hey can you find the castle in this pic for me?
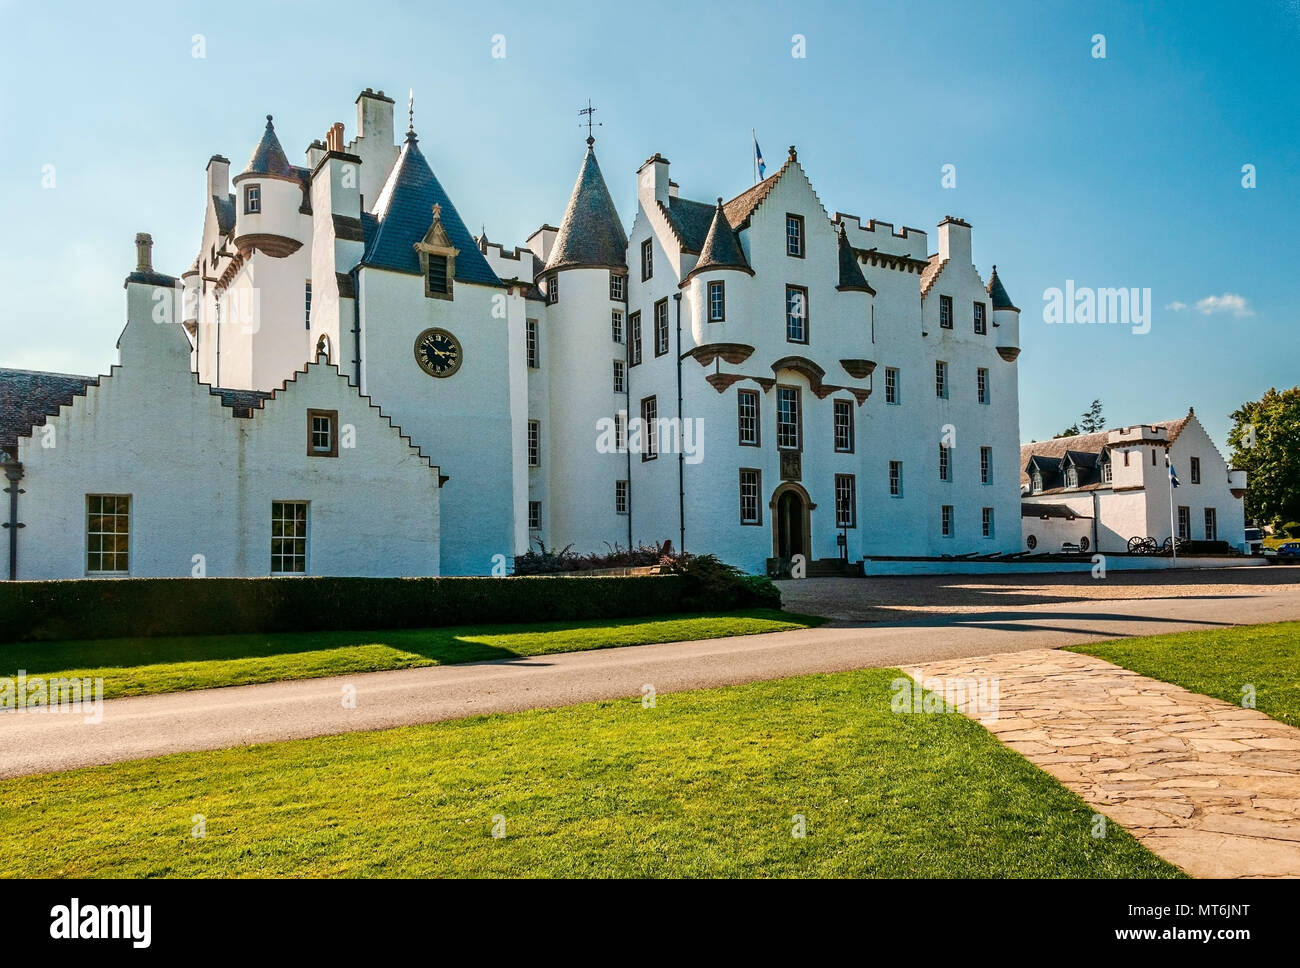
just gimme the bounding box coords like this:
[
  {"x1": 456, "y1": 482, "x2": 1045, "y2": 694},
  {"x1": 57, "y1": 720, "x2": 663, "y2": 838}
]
[{"x1": 1, "y1": 88, "x2": 1024, "y2": 579}]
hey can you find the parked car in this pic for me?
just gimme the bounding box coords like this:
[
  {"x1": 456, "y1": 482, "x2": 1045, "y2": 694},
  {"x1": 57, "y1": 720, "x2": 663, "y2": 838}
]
[
  {"x1": 1273, "y1": 542, "x2": 1300, "y2": 563},
  {"x1": 1244, "y1": 528, "x2": 1264, "y2": 555}
]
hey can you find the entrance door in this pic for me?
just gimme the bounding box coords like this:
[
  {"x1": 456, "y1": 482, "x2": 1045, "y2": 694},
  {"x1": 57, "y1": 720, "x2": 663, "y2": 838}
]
[{"x1": 776, "y1": 489, "x2": 807, "y2": 560}]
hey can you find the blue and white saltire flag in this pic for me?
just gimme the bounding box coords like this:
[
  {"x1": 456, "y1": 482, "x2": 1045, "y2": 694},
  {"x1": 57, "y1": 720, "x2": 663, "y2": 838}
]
[
  {"x1": 1167, "y1": 454, "x2": 1180, "y2": 488},
  {"x1": 754, "y1": 134, "x2": 766, "y2": 179}
]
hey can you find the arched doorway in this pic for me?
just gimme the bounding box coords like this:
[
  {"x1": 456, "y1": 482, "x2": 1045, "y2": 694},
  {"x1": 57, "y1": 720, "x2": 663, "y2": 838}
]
[{"x1": 771, "y1": 482, "x2": 813, "y2": 561}]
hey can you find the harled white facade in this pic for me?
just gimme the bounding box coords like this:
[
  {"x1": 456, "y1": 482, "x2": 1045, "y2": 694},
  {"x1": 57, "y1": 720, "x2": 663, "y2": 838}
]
[{"x1": 2, "y1": 88, "x2": 1028, "y2": 579}]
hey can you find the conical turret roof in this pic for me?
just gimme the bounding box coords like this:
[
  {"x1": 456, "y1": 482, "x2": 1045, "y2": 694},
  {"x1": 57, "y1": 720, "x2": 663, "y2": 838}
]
[
  {"x1": 689, "y1": 199, "x2": 751, "y2": 277},
  {"x1": 242, "y1": 115, "x2": 295, "y2": 178},
  {"x1": 543, "y1": 142, "x2": 627, "y2": 275},
  {"x1": 836, "y1": 224, "x2": 874, "y2": 294},
  {"x1": 986, "y1": 264, "x2": 1018, "y2": 311}
]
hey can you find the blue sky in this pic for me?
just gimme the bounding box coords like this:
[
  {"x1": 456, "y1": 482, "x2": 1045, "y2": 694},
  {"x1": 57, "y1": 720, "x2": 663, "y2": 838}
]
[{"x1": 1, "y1": 0, "x2": 1296, "y2": 449}]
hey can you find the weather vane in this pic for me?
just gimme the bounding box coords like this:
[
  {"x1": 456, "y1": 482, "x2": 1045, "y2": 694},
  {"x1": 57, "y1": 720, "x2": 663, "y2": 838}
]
[{"x1": 578, "y1": 99, "x2": 601, "y2": 145}]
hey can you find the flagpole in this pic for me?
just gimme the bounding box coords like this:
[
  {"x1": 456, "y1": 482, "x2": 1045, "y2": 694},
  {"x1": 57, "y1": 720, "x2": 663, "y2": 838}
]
[
  {"x1": 752, "y1": 129, "x2": 756, "y2": 185},
  {"x1": 1167, "y1": 449, "x2": 1178, "y2": 567}
]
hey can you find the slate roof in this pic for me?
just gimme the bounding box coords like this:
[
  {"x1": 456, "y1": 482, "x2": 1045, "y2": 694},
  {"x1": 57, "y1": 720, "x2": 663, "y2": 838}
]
[
  {"x1": 362, "y1": 132, "x2": 502, "y2": 286},
  {"x1": 987, "y1": 264, "x2": 1017, "y2": 311},
  {"x1": 1022, "y1": 503, "x2": 1091, "y2": 520},
  {"x1": 1020, "y1": 416, "x2": 1193, "y2": 490},
  {"x1": 543, "y1": 144, "x2": 627, "y2": 274},
  {"x1": 0, "y1": 368, "x2": 95, "y2": 454},
  {"x1": 242, "y1": 116, "x2": 296, "y2": 178},
  {"x1": 723, "y1": 169, "x2": 783, "y2": 230},
  {"x1": 688, "y1": 200, "x2": 750, "y2": 276},
  {"x1": 213, "y1": 194, "x2": 236, "y2": 235},
  {"x1": 661, "y1": 196, "x2": 715, "y2": 254},
  {"x1": 211, "y1": 387, "x2": 271, "y2": 414},
  {"x1": 920, "y1": 254, "x2": 947, "y2": 297},
  {"x1": 837, "y1": 225, "x2": 875, "y2": 293}
]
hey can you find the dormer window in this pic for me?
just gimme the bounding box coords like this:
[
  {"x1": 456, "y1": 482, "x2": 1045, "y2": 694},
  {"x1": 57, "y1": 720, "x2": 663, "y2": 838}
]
[
  {"x1": 1031, "y1": 473, "x2": 1042, "y2": 494},
  {"x1": 1064, "y1": 467, "x2": 1078, "y2": 488},
  {"x1": 244, "y1": 184, "x2": 261, "y2": 214},
  {"x1": 1102, "y1": 461, "x2": 1113, "y2": 483},
  {"x1": 415, "y1": 203, "x2": 457, "y2": 300}
]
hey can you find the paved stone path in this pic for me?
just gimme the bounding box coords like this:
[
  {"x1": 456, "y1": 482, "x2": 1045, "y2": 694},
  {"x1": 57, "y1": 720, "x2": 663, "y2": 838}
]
[{"x1": 906, "y1": 649, "x2": 1300, "y2": 879}]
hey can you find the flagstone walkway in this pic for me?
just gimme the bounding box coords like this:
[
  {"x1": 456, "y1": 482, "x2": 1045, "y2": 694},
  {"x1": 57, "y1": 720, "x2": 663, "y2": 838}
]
[{"x1": 906, "y1": 649, "x2": 1300, "y2": 878}]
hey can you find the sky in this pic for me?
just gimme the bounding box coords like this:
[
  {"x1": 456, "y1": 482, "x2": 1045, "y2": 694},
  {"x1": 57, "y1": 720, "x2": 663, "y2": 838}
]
[{"x1": 1, "y1": 0, "x2": 1296, "y2": 450}]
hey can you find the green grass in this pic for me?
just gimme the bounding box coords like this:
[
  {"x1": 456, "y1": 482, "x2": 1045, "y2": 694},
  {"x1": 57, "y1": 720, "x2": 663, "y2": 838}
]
[
  {"x1": 0, "y1": 611, "x2": 822, "y2": 701},
  {"x1": 1069, "y1": 621, "x2": 1300, "y2": 726},
  {"x1": 0, "y1": 667, "x2": 1180, "y2": 878}
]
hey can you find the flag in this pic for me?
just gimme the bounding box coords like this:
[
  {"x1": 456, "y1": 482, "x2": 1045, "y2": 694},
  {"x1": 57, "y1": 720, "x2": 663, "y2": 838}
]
[
  {"x1": 1166, "y1": 454, "x2": 1180, "y2": 488},
  {"x1": 753, "y1": 133, "x2": 766, "y2": 179}
]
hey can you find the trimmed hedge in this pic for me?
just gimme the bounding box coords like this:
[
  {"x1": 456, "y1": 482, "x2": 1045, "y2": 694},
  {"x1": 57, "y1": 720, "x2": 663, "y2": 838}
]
[{"x1": 0, "y1": 575, "x2": 691, "y2": 643}]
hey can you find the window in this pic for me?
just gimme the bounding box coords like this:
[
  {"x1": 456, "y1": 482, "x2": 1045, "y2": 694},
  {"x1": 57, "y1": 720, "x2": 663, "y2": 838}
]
[
  {"x1": 739, "y1": 469, "x2": 761, "y2": 525},
  {"x1": 610, "y1": 272, "x2": 625, "y2": 301},
  {"x1": 654, "y1": 299, "x2": 669, "y2": 356},
  {"x1": 546, "y1": 273, "x2": 558, "y2": 304},
  {"x1": 615, "y1": 410, "x2": 627, "y2": 451},
  {"x1": 613, "y1": 360, "x2": 625, "y2": 393},
  {"x1": 307, "y1": 409, "x2": 338, "y2": 457},
  {"x1": 1124, "y1": 451, "x2": 1131, "y2": 467},
  {"x1": 1152, "y1": 449, "x2": 1158, "y2": 466},
  {"x1": 425, "y1": 254, "x2": 450, "y2": 296},
  {"x1": 982, "y1": 507, "x2": 994, "y2": 538},
  {"x1": 526, "y1": 319, "x2": 539, "y2": 369},
  {"x1": 973, "y1": 301, "x2": 987, "y2": 335},
  {"x1": 938, "y1": 443, "x2": 950, "y2": 481},
  {"x1": 939, "y1": 295, "x2": 953, "y2": 329},
  {"x1": 941, "y1": 505, "x2": 953, "y2": 537},
  {"x1": 889, "y1": 461, "x2": 902, "y2": 497},
  {"x1": 1190, "y1": 456, "x2": 1201, "y2": 484},
  {"x1": 86, "y1": 494, "x2": 130, "y2": 574},
  {"x1": 708, "y1": 280, "x2": 725, "y2": 322},
  {"x1": 737, "y1": 389, "x2": 760, "y2": 446},
  {"x1": 528, "y1": 500, "x2": 541, "y2": 530},
  {"x1": 977, "y1": 367, "x2": 989, "y2": 404},
  {"x1": 1102, "y1": 460, "x2": 1113, "y2": 483},
  {"x1": 629, "y1": 311, "x2": 642, "y2": 365},
  {"x1": 980, "y1": 446, "x2": 992, "y2": 484},
  {"x1": 611, "y1": 309, "x2": 624, "y2": 344},
  {"x1": 1177, "y1": 505, "x2": 1190, "y2": 540},
  {"x1": 1031, "y1": 472, "x2": 1043, "y2": 494},
  {"x1": 935, "y1": 361, "x2": 948, "y2": 398},
  {"x1": 615, "y1": 480, "x2": 629, "y2": 514},
  {"x1": 835, "y1": 474, "x2": 856, "y2": 528},
  {"x1": 884, "y1": 367, "x2": 899, "y2": 405},
  {"x1": 786, "y1": 286, "x2": 808, "y2": 343},
  {"x1": 834, "y1": 400, "x2": 854, "y2": 452},
  {"x1": 270, "y1": 501, "x2": 308, "y2": 574},
  {"x1": 641, "y1": 239, "x2": 653, "y2": 281},
  {"x1": 640, "y1": 396, "x2": 658, "y2": 460},
  {"x1": 1204, "y1": 507, "x2": 1217, "y2": 541},
  {"x1": 304, "y1": 280, "x2": 312, "y2": 330},
  {"x1": 1064, "y1": 467, "x2": 1078, "y2": 488},
  {"x1": 528, "y1": 420, "x2": 540, "y2": 467},
  {"x1": 776, "y1": 386, "x2": 801, "y2": 450},
  {"x1": 244, "y1": 183, "x2": 261, "y2": 214},
  {"x1": 786, "y1": 214, "x2": 804, "y2": 257}
]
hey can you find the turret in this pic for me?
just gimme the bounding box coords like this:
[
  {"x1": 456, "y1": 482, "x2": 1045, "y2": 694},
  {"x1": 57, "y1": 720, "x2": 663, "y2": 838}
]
[
  {"x1": 680, "y1": 198, "x2": 753, "y2": 343},
  {"x1": 231, "y1": 116, "x2": 309, "y2": 256},
  {"x1": 987, "y1": 264, "x2": 1020, "y2": 362}
]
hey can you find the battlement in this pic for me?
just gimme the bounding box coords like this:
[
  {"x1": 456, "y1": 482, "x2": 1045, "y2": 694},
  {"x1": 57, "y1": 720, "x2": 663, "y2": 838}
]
[
  {"x1": 1107, "y1": 425, "x2": 1170, "y2": 447},
  {"x1": 834, "y1": 213, "x2": 928, "y2": 261}
]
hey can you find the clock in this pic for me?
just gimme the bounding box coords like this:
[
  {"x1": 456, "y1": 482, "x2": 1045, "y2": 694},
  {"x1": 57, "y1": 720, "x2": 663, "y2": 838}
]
[{"x1": 414, "y1": 328, "x2": 462, "y2": 378}]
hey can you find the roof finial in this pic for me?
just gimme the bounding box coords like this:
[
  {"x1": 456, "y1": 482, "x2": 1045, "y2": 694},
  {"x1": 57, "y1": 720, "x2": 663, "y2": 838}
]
[
  {"x1": 578, "y1": 99, "x2": 601, "y2": 146},
  {"x1": 266, "y1": 114, "x2": 274, "y2": 129},
  {"x1": 407, "y1": 89, "x2": 415, "y2": 135},
  {"x1": 788, "y1": 145, "x2": 797, "y2": 162}
]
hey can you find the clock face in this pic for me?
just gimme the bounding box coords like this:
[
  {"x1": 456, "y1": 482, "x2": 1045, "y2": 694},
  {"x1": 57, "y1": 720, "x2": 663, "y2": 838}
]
[{"x1": 414, "y1": 328, "x2": 462, "y2": 378}]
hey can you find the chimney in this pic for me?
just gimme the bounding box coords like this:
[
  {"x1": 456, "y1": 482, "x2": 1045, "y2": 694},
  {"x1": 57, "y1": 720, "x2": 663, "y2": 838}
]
[
  {"x1": 206, "y1": 154, "x2": 230, "y2": 201},
  {"x1": 637, "y1": 153, "x2": 671, "y2": 209},
  {"x1": 326, "y1": 122, "x2": 345, "y2": 152},
  {"x1": 937, "y1": 215, "x2": 973, "y2": 267},
  {"x1": 135, "y1": 233, "x2": 153, "y2": 272},
  {"x1": 355, "y1": 88, "x2": 395, "y2": 144}
]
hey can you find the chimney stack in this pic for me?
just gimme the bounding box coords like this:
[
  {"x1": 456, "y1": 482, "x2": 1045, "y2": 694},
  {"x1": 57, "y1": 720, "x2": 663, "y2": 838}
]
[{"x1": 327, "y1": 122, "x2": 345, "y2": 152}]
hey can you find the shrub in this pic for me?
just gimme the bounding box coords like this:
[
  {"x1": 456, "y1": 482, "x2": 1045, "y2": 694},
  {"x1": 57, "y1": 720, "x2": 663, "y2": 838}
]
[
  {"x1": 0, "y1": 575, "x2": 690, "y2": 643},
  {"x1": 667, "y1": 554, "x2": 782, "y2": 611},
  {"x1": 513, "y1": 540, "x2": 675, "y2": 576}
]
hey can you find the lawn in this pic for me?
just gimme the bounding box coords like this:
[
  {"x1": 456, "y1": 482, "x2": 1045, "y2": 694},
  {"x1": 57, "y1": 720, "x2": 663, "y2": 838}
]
[
  {"x1": 1070, "y1": 621, "x2": 1300, "y2": 726},
  {"x1": 0, "y1": 667, "x2": 1181, "y2": 878},
  {"x1": 0, "y1": 610, "x2": 822, "y2": 701}
]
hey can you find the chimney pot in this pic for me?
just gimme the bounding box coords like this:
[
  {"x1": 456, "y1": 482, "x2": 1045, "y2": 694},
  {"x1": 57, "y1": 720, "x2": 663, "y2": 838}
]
[{"x1": 135, "y1": 233, "x2": 153, "y2": 272}]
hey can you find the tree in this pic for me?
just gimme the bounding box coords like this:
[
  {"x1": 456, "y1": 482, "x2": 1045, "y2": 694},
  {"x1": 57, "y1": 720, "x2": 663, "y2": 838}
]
[
  {"x1": 1228, "y1": 388, "x2": 1300, "y2": 529},
  {"x1": 1054, "y1": 423, "x2": 1080, "y2": 439},
  {"x1": 1079, "y1": 399, "x2": 1106, "y2": 434}
]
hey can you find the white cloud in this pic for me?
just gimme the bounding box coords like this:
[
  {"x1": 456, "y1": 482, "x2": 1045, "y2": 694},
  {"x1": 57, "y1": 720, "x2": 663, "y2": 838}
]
[
  {"x1": 1195, "y1": 292, "x2": 1253, "y2": 317},
  {"x1": 1165, "y1": 301, "x2": 1188, "y2": 311}
]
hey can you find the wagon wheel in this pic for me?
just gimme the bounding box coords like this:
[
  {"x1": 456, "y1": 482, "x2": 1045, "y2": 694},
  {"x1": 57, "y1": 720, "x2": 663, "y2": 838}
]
[
  {"x1": 1162, "y1": 536, "x2": 1173, "y2": 554},
  {"x1": 1143, "y1": 537, "x2": 1159, "y2": 554},
  {"x1": 1127, "y1": 536, "x2": 1145, "y2": 554}
]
